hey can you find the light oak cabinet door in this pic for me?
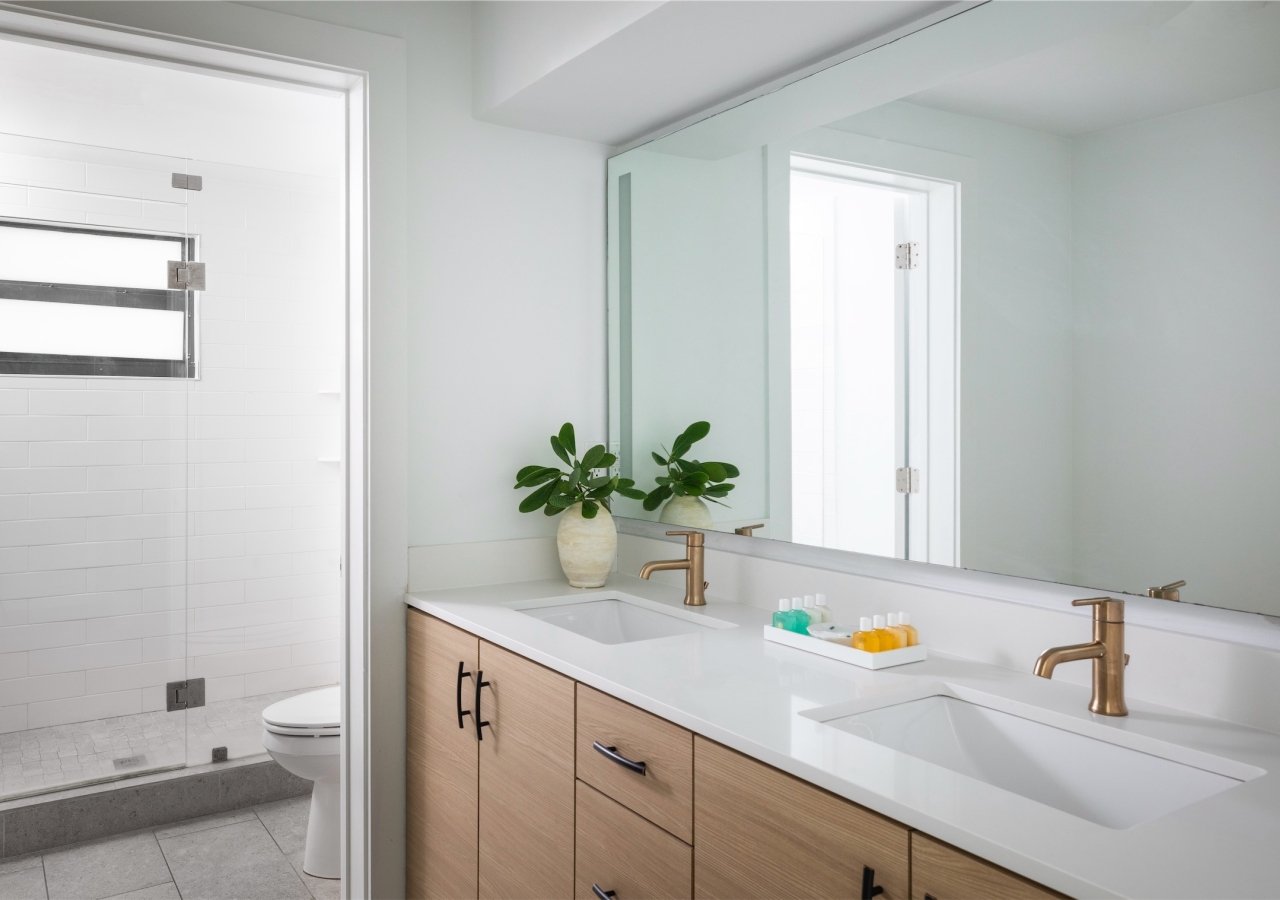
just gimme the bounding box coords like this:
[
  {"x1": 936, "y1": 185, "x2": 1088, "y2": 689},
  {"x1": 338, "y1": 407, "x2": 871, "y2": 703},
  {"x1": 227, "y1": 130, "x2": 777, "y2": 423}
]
[
  {"x1": 694, "y1": 737, "x2": 909, "y2": 900},
  {"x1": 575, "y1": 781, "x2": 692, "y2": 900},
  {"x1": 406, "y1": 610, "x2": 479, "y2": 900},
  {"x1": 911, "y1": 834, "x2": 1063, "y2": 900},
  {"x1": 477, "y1": 640, "x2": 576, "y2": 899}
]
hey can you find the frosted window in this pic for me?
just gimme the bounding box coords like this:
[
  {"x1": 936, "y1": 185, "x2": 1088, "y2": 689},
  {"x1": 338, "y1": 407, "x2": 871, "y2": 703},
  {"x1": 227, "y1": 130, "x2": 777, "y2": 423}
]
[
  {"x1": 0, "y1": 223, "x2": 180, "y2": 290},
  {"x1": 0, "y1": 298, "x2": 185, "y2": 360},
  {"x1": 0, "y1": 220, "x2": 195, "y2": 378}
]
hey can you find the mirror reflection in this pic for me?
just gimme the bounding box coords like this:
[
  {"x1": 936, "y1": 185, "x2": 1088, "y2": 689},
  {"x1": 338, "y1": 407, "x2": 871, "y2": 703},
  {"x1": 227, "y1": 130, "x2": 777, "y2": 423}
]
[{"x1": 607, "y1": 1, "x2": 1280, "y2": 615}]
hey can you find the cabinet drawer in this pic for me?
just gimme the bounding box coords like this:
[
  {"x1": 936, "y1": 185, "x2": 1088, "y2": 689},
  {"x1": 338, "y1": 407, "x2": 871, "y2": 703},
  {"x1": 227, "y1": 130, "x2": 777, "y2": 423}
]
[
  {"x1": 576, "y1": 685, "x2": 693, "y2": 842},
  {"x1": 911, "y1": 833, "x2": 1063, "y2": 900},
  {"x1": 576, "y1": 780, "x2": 692, "y2": 900}
]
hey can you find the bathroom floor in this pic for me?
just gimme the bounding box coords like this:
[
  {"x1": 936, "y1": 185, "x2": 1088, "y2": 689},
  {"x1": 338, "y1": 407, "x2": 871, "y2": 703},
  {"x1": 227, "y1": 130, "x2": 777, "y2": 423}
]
[
  {"x1": 0, "y1": 794, "x2": 337, "y2": 900},
  {"x1": 0, "y1": 690, "x2": 307, "y2": 800}
]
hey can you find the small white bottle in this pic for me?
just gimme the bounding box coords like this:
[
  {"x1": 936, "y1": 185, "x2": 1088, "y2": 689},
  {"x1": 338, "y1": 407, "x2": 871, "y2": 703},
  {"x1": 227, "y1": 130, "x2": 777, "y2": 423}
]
[
  {"x1": 802, "y1": 594, "x2": 818, "y2": 622},
  {"x1": 812, "y1": 593, "x2": 831, "y2": 624}
]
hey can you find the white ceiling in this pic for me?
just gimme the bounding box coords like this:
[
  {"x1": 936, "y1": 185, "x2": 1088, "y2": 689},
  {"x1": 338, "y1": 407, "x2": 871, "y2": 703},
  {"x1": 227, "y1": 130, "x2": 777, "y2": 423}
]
[
  {"x1": 473, "y1": 0, "x2": 957, "y2": 147},
  {"x1": 908, "y1": 1, "x2": 1280, "y2": 136}
]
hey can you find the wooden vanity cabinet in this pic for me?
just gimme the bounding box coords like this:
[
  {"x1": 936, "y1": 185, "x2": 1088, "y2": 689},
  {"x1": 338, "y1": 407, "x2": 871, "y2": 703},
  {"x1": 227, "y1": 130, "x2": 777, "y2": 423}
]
[
  {"x1": 694, "y1": 736, "x2": 910, "y2": 900},
  {"x1": 408, "y1": 610, "x2": 1063, "y2": 900},
  {"x1": 406, "y1": 610, "x2": 575, "y2": 900},
  {"x1": 911, "y1": 833, "x2": 1064, "y2": 900}
]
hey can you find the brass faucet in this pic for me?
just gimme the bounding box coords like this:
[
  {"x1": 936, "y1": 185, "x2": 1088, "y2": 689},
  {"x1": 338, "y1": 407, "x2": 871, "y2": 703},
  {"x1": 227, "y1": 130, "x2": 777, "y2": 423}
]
[
  {"x1": 1034, "y1": 597, "x2": 1129, "y2": 716},
  {"x1": 734, "y1": 523, "x2": 764, "y2": 537},
  {"x1": 1147, "y1": 579, "x2": 1185, "y2": 602},
  {"x1": 638, "y1": 530, "x2": 707, "y2": 606}
]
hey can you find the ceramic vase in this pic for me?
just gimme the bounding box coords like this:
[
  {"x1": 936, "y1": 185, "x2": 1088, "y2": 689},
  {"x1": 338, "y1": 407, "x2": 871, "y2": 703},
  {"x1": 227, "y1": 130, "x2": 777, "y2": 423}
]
[
  {"x1": 556, "y1": 502, "x2": 617, "y2": 588},
  {"x1": 658, "y1": 495, "x2": 714, "y2": 529}
]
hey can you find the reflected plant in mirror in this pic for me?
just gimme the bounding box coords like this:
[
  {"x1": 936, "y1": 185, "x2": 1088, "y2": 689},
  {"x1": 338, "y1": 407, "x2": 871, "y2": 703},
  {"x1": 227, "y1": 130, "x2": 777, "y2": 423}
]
[
  {"x1": 642, "y1": 420, "x2": 739, "y2": 528},
  {"x1": 606, "y1": 1, "x2": 1280, "y2": 616}
]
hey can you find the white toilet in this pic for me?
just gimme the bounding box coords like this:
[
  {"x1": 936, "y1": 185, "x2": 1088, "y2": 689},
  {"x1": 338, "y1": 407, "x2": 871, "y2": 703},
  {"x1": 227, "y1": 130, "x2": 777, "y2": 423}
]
[{"x1": 262, "y1": 686, "x2": 341, "y2": 879}]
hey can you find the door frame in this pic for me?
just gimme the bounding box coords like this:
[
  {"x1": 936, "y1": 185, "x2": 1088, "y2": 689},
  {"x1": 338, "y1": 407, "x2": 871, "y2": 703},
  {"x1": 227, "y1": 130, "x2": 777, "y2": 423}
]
[{"x1": 0, "y1": 5, "x2": 405, "y2": 896}]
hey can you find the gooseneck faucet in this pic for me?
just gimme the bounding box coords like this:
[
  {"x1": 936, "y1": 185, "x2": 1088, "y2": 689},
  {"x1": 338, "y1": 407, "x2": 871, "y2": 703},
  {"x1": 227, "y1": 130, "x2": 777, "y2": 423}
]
[
  {"x1": 1034, "y1": 597, "x2": 1129, "y2": 716},
  {"x1": 639, "y1": 530, "x2": 707, "y2": 606}
]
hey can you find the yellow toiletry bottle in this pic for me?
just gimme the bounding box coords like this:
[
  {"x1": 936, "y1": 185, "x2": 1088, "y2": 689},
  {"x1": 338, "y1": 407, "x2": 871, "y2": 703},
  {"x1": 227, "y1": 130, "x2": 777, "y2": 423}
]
[
  {"x1": 851, "y1": 616, "x2": 880, "y2": 652},
  {"x1": 873, "y1": 614, "x2": 901, "y2": 650},
  {"x1": 898, "y1": 611, "x2": 919, "y2": 646}
]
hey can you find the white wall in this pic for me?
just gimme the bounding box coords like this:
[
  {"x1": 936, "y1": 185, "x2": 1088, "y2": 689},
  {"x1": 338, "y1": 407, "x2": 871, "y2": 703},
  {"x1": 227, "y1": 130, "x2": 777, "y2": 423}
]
[{"x1": 1071, "y1": 88, "x2": 1280, "y2": 610}]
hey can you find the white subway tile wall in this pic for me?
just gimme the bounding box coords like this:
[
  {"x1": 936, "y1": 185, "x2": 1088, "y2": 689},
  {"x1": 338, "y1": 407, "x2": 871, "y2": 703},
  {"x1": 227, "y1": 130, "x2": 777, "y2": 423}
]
[{"x1": 0, "y1": 146, "x2": 342, "y2": 790}]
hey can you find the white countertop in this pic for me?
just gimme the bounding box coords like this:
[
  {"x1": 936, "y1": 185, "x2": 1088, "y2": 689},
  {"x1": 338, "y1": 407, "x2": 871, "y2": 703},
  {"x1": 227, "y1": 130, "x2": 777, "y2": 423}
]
[{"x1": 406, "y1": 577, "x2": 1280, "y2": 899}]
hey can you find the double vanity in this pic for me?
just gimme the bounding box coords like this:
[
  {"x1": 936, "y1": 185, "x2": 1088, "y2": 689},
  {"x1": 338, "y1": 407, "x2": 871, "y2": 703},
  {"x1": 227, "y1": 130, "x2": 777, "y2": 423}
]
[{"x1": 404, "y1": 579, "x2": 1280, "y2": 899}]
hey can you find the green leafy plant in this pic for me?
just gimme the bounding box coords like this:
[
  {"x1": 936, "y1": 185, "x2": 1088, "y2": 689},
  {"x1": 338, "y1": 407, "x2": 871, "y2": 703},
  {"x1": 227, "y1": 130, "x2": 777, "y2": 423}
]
[
  {"x1": 514, "y1": 422, "x2": 646, "y2": 519},
  {"x1": 642, "y1": 421, "x2": 740, "y2": 511}
]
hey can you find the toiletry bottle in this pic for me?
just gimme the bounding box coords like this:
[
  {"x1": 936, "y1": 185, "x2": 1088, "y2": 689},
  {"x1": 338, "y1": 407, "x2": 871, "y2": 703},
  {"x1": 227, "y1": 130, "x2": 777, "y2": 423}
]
[
  {"x1": 813, "y1": 593, "x2": 831, "y2": 624},
  {"x1": 873, "y1": 614, "x2": 900, "y2": 650},
  {"x1": 886, "y1": 613, "x2": 910, "y2": 648},
  {"x1": 802, "y1": 594, "x2": 819, "y2": 624},
  {"x1": 852, "y1": 616, "x2": 881, "y2": 652},
  {"x1": 788, "y1": 597, "x2": 811, "y2": 633},
  {"x1": 772, "y1": 598, "x2": 791, "y2": 630},
  {"x1": 898, "y1": 611, "x2": 919, "y2": 646}
]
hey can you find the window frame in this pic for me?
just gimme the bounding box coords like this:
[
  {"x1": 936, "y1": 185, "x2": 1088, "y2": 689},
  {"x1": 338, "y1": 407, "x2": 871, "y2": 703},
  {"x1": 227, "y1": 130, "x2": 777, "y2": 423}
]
[{"x1": 0, "y1": 218, "x2": 198, "y2": 379}]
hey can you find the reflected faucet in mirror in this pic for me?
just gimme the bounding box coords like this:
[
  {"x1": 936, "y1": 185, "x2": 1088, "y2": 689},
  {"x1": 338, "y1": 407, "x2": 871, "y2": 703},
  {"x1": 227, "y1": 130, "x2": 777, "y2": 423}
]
[
  {"x1": 639, "y1": 530, "x2": 707, "y2": 606},
  {"x1": 1148, "y1": 580, "x2": 1186, "y2": 602},
  {"x1": 734, "y1": 524, "x2": 764, "y2": 537},
  {"x1": 1034, "y1": 597, "x2": 1129, "y2": 717}
]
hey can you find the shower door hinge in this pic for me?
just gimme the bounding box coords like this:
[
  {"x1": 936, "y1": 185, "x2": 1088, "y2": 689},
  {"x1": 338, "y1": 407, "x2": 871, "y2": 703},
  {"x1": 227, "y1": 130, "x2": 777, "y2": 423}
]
[
  {"x1": 895, "y1": 241, "x2": 920, "y2": 270},
  {"x1": 171, "y1": 173, "x2": 203, "y2": 191},
  {"x1": 895, "y1": 467, "x2": 920, "y2": 494},
  {"x1": 168, "y1": 260, "x2": 206, "y2": 290},
  {"x1": 167, "y1": 678, "x2": 206, "y2": 712}
]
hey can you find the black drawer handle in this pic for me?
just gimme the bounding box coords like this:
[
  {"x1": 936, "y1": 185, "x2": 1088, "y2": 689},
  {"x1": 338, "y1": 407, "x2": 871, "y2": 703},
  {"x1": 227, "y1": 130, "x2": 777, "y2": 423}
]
[
  {"x1": 925, "y1": 895, "x2": 938, "y2": 900},
  {"x1": 592, "y1": 740, "x2": 647, "y2": 775},
  {"x1": 474, "y1": 669, "x2": 491, "y2": 740},
  {"x1": 860, "y1": 865, "x2": 884, "y2": 900},
  {"x1": 591, "y1": 885, "x2": 616, "y2": 900},
  {"x1": 456, "y1": 662, "x2": 473, "y2": 729}
]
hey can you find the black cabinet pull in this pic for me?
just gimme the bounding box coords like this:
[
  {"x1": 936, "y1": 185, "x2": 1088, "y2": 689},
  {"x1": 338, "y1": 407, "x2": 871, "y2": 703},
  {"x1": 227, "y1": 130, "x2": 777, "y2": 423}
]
[
  {"x1": 860, "y1": 865, "x2": 884, "y2": 900},
  {"x1": 592, "y1": 740, "x2": 648, "y2": 775},
  {"x1": 473, "y1": 669, "x2": 491, "y2": 740},
  {"x1": 455, "y1": 662, "x2": 473, "y2": 729},
  {"x1": 924, "y1": 895, "x2": 938, "y2": 900},
  {"x1": 591, "y1": 885, "x2": 616, "y2": 900}
]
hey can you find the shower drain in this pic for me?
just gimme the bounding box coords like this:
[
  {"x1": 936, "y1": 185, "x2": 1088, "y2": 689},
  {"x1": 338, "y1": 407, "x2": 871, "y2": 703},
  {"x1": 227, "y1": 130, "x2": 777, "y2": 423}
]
[{"x1": 112, "y1": 754, "x2": 148, "y2": 771}]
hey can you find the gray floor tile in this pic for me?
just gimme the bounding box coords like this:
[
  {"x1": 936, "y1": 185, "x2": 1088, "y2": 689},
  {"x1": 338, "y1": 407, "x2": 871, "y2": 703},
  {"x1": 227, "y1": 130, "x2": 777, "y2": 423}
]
[
  {"x1": 254, "y1": 794, "x2": 310, "y2": 855},
  {"x1": 287, "y1": 851, "x2": 340, "y2": 900},
  {"x1": 0, "y1": 853, "x2": 44, "y2": 875},
  {"x1": 154, "y1": 807, "x2": 256, "y2": 840},
  {"x1": 44, "y1": 831, "x2": 171, "y2": 900},
  {"x1": 102, "y1": 884, "x2": 179, "y2": 900},
  {"x1": 159, "y1": 818, "x2": 309, "y2": 900},
  {"x1": 0, "y1": 864, "x2": 47, "y2": 900}
]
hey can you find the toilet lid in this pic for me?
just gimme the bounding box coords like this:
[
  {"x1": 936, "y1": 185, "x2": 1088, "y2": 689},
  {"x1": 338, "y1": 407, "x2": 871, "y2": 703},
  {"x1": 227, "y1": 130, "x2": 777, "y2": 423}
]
[{"x1": 263, "y1": 686, "x2": 341, "y2": 731}]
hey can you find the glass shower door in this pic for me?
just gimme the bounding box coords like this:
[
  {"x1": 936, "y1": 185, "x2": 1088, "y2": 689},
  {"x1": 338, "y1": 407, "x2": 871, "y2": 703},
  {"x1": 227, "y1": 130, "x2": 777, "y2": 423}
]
[{"x1": 0, "y1": 131, "x2": 194, "y2": 798}]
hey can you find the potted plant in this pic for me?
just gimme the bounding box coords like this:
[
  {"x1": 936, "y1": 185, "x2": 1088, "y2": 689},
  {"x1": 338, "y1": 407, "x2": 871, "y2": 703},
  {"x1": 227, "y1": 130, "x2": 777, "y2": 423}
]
[
  {"x1": 642, "y1": 421, "x2": 739, "y2": 528},
  {"x1": 514, "y1": 422, "x2": 646, "y2": 588}
]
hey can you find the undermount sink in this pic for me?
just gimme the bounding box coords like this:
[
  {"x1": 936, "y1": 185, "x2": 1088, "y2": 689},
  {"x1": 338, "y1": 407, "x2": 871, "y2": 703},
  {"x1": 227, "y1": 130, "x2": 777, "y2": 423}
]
[
  {"x1": 808, "y1": 691, "x2": 1264, "y2": 829},
  {"x1": 515, "y1": 593, "x2": 735, "y2": 645}
]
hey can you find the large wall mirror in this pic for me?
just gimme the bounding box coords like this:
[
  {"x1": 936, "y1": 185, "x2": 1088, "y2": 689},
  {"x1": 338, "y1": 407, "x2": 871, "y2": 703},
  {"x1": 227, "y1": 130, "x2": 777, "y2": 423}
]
[{"x1": 607, "y1": 1, "x2": 1280, "y2": 617}]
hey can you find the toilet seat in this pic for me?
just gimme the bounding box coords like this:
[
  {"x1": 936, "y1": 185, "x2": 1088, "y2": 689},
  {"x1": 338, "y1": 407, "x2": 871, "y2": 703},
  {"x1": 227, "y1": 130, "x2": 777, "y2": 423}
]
[{"x1": 263, "y1": 686, "x2": 341, "y2": 738}]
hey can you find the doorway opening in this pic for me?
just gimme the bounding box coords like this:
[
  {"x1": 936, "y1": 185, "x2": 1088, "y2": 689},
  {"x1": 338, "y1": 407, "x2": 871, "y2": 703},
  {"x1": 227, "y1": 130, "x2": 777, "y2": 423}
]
[{"x1": 788, "y1": 155, "x2": 958, "y2": 564}]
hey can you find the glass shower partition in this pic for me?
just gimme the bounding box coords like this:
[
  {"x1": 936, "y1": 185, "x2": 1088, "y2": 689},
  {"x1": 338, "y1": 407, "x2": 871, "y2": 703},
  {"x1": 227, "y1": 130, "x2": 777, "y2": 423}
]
[{"x1": 0, "y1": 132, "x2": 194, "y2": 799}]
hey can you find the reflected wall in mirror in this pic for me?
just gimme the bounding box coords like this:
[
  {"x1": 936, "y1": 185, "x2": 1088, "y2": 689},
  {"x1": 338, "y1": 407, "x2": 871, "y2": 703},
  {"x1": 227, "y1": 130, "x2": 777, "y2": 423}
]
[{"x1": 607, "y1": 1, "x2": 1280, "y2": 615}]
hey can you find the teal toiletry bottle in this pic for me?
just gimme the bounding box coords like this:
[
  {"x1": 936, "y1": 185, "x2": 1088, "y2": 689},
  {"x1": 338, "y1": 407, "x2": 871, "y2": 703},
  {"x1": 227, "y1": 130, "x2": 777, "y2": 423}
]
[
  {"x1": 788, "y1": 596, "x2": 811, "y2": 633},
  {"x1": 772, "y1": 598, "x2": 792, "y2": 630}
]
